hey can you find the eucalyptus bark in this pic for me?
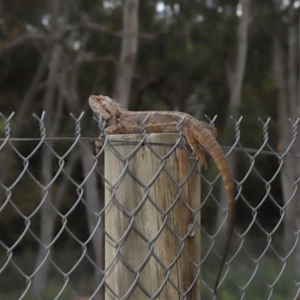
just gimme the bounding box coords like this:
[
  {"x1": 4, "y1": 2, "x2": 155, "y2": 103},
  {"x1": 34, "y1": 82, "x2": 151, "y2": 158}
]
[{"x1": 113, "y1": 0, "x2": 139, "y2": 108}]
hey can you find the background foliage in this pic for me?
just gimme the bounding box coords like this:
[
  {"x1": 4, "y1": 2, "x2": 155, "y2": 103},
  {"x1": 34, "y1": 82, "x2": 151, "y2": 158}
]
[{"x1": 0, "y1": 0, "x2": 300, "y2": 298}]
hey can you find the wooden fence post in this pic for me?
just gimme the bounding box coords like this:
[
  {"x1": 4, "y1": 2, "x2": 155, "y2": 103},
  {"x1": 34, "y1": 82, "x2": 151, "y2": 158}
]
[{"x1": 104, "y1": 133, "x2": 201, "y2": 300}]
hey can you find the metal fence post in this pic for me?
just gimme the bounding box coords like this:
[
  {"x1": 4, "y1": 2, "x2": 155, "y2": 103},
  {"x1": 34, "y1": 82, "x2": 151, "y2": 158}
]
[{"x1": 104, "y1": 133, "x2": 201, "y2": 299}]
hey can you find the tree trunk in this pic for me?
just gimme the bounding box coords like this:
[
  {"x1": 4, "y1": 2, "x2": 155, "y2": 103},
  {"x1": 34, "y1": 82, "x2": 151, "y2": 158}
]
[
  {"x1": 216, "y1": 0, "x2": 251, "y2": 231},
  {"x1": 32, "y1": 0, "x2": 65, "y2": 291},
  {"x1": 287, "y1": 3, "x2": 298, "y2": 120},
  {"x1": 31, "y1": 44, "x2": 63, "y2": 293},
  {"x1": 273, "y1": 2, "x2": 299, "y2": 260},
  {"x1": 227, "y1": 0, "x2": 251, "y2": 117},
  {"x1": 287, "y1": 3, "x2": 300, "y2": 268},
  {"x1": 113, "y1": 0, "x2": 139, "y2": 108},
  {"x1": 81, "y1": 146, "x2": 104, "y2": 300},
  {"x1": 273, "y1": 35, "x2": 296, "y2": 253}
]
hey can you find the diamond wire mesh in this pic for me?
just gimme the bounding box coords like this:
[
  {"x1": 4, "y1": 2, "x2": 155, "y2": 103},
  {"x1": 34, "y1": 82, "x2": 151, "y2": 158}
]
[{"x1": 0, "y1": 112, "x2": 300, "y2": 299}]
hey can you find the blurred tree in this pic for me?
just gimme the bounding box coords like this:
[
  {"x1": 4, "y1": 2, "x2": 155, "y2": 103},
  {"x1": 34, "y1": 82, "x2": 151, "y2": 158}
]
[
  {"x1": 1, "y1": 0, "x2": 299, "y2": 296},
  {"x1": 273, "y1": 0, "x2": 300, "y2": 263},
  {"x1": 113, "y1": 0, "x2": 139, "y2": 107},
  {"x1": 216, "y1": 0, "x2": 251, "y2": 232}
]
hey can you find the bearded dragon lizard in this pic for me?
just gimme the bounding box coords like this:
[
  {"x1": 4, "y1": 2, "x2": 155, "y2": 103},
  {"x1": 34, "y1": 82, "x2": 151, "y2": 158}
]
[{"x1": 89, "y1": 95, "x2": 235, "y2": 295}]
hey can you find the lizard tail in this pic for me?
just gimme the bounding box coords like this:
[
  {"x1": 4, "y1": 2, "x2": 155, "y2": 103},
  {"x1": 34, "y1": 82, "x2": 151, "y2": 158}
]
[{"x1": 192, "y1": 124, "x2": 235, "y2": 295}]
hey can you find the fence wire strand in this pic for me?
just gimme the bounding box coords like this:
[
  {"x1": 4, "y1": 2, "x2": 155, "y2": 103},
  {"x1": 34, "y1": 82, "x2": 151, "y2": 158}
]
[{"x1": 1, "y1": 112, "x2": 300, "y2": 299}]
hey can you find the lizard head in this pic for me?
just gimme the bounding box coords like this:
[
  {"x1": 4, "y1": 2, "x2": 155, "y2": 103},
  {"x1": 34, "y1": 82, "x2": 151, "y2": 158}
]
[{"x1": 89, "y1": 95, "x2": 125, "y2": 120}]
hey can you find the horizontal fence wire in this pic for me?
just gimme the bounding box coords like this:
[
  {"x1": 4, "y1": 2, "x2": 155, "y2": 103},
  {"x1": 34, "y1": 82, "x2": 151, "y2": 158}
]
[{"x1": 0, "y1": 112, "x2": 300, "y2": 299}]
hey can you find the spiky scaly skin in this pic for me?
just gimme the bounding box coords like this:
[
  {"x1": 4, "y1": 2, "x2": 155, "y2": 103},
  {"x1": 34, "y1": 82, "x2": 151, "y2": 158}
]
[{"x1": 89, "y1": 95, "x2": 235, "y2": 295}]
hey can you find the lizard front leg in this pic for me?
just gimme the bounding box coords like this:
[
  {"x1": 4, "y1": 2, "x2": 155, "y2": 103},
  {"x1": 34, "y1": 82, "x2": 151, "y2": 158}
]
[
  {"x1": 95, "y1": 121, "x2": 119, "y2": 153},
  {"x1": 95, "y1": 123, "x2": 125, "y2": 153}
]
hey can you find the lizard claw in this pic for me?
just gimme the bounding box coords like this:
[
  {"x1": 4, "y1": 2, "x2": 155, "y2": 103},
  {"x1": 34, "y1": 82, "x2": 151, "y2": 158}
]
[{"x1": 191, "y1": 149, "x2": 208, "y2": 169}]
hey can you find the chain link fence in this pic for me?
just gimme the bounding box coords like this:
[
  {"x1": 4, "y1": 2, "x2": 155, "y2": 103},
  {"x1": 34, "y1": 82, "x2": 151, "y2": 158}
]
[{"x1": 0, "y1": 112, "x2": 300, "y2": 299}]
